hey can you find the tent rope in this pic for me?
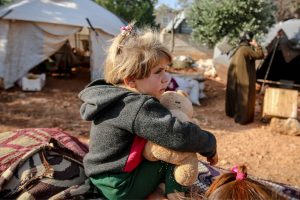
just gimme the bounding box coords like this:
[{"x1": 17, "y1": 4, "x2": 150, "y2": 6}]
[{"x1": 260, "y1": 36, "x2": 280, "y2": 94}]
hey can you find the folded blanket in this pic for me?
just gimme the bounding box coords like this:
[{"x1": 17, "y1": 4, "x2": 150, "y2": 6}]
[{"x1": 0, "y1": 128, "x2": 94, "y2": 199}]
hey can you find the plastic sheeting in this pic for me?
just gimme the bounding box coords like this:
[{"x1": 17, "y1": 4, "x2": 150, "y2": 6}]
[
  {"x1": 0, "y1": 20, "x2": 9, "y2": 79},
  {"x1": 0, "y1": 0, "x2": 125, "y2": 89},
  {"x1": 0, "y1": 0, "x2": 124, "y2": 36},
  {"x1": 89, "y1": 30, "x2": 112, "y2": 80}
]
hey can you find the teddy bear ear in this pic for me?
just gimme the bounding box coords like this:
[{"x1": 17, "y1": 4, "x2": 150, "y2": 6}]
[{"x1": 177, "y1": 90, "x2": 189, "y2": 98}]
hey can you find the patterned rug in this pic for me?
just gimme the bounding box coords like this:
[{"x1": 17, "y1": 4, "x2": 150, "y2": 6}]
[
  {"x1": 0, "y1": 128, "x2": 299, "y2": 199},
  {"x1": 0, "y1": 128, "x2": 94, "y2": 199},
  {"x1": 0, "y1": 128, "x2": 88, "y2": 175}
]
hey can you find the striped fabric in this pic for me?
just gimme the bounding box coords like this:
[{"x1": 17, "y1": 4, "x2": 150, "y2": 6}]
[
  {"x1": 0, "y1": 128, "x2": 88, "y2": 175},
  {"x1": 0, "y1": 128, "x2": 96, "y2": 199}
]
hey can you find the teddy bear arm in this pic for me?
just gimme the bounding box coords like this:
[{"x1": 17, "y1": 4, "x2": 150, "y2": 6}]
[
  {"x1": 174, "y1": 154, "x2": 199, "y2": 186},
  {"x1": 143, "y1": 141, "x2": 159, "y2": 161},
  {"x1": 143, "y1": 141, "x2": 197, "y2": 166},
  {"x1": 170, "y1": 110, "x2": 191, "y2": 122},
  {"x1": 144, "y1": 141, "x2": 179, "y2": 163}
]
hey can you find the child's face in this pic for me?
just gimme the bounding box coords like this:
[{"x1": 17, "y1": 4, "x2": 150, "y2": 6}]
[{"x1": 133, "y1": 57, "x2": 170, "y2": 99}]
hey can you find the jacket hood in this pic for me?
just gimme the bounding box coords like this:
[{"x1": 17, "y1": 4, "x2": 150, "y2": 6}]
[{"x1": 78, "y1": 79, "x2": 130, "y2": 121}]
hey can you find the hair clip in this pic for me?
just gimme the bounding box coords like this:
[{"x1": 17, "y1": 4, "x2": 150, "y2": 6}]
[
  {"x1": 231, "y1": 165, "x2": 247, "y2": 180},
  {"x1": 120, "y1": 25, "x2": 133, "y2": 36}
]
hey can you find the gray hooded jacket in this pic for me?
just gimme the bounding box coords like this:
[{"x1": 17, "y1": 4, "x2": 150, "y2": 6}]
[{"x1": 79, "y1": 79, "x2": 216, "y2": 177}]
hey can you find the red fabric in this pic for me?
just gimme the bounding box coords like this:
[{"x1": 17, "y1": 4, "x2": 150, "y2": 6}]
[{"x1": 123, "y1": 135, "x2": 147, "y2": 172}]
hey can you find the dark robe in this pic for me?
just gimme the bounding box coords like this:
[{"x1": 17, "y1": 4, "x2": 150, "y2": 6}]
[{"x1": 225, "y1": 42, "x2": 264, "y2": 124}]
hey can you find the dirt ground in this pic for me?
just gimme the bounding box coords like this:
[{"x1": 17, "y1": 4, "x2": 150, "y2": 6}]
[{"x1": 1, "y1": 59, "x2": 300, "y2": 189}]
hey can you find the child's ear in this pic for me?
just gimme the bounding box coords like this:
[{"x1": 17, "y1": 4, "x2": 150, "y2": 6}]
[{"x1": 124, "y1": 77, "x2": 136, "y2": 88}]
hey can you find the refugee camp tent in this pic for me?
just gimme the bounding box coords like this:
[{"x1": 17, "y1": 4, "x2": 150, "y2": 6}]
[
  {"x1": 212, "y1": 37, "x2": 232, "y2": 67},
  {"x1": 212, "y1": 19, "x2": 300, "y2": 85},
  {"x1": 0, "y1": 0, "x2": 125, "y2": 89},
  {"x1": 256, "y1": 19, "x2": 300, "y2": 85},
  {"x1": 165, "y1": 10, "x2": 192, "y2": 34},
  {"x1": 212, "y1": 37, "x2": 234, "y2": 82}
]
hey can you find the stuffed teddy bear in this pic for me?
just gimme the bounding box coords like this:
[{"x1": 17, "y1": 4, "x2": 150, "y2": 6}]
[{"x1": 143, "y1": 90, "x2": 199, "y2": 186}]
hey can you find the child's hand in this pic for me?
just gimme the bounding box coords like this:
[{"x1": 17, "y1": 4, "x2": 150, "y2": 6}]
[{"x1": 207, "y1": 152, "x2": 218, "y2": 166}]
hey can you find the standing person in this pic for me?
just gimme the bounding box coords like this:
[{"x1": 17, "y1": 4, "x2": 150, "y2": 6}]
[
  {"x1": 78, "y1": 23, "x2": 218, "y2": 200},
  {"x1": 225, "y1": 31, "x2": 264, "y2": 125}
]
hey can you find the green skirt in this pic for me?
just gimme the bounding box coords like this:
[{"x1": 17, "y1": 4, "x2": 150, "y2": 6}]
[{"x1": 90, "y1": 160, "x2": 187, "y2": 199}]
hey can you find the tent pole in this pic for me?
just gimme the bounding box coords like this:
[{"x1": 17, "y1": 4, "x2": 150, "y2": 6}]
[
  {"x1": 257, "y1": 79, "x2": 300, "y2": 88},
  {"x1": 74, "y1": 33, "x2": 77, "y2": 49},
  {"x1": 259, "y1": 36, "x2": 280, "y2": 94},
  {"x1": 0, "y1": 9, "x2": 12, "y2": 19},
  {"x1": 86, "y1": 18, "x2": 98, "y2": 36},
  {"x1": 171, "y1": 21, "x2": 175, "y2": 52}
]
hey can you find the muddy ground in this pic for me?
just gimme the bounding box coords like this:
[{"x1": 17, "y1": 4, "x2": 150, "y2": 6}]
[{"x1": 1, "y1": 56, "x2": 300, "y2": 188}]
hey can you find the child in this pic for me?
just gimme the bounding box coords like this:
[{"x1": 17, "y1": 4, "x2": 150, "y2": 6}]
[
  {"x1": 205, "y1": 165, "x2": 285, "y2": 200},
  {"x1": 79, "y1": 23, "x2": 218, "y2": 199}
]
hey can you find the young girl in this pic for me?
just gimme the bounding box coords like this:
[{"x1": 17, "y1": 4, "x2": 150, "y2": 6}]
[
  {"x1": 79, "y1": 24, "x2": 218, "y2": 199},
  {"x1": 205, "y1": 165, "x2": 285, "y2": 200}
]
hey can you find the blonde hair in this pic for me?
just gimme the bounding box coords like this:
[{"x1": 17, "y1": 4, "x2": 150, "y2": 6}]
[
  {"x1": 205, "y1": 165, "x2": 285, "y2": 200},
  {"x1": 104, "y1": 23, "x2": 172, "y2": 84}
]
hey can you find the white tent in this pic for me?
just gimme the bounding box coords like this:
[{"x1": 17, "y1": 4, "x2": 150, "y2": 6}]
[
  {"x1": 0, "y1": 0, "x2": 125, "y2": 89},
  {"x1": 212, "y1": 19, "x2": 300, "y2": 83},
  {"x1": 262, "y1": 19, "x2": 300, "y2": 49},
  {"x1": 165, "y1": 10, "x2": 192, "y2": 34},
  {"x1": 257, "y1": 19, "x2": 300, "y2": 84},
  {"x1": 213, "y1": 19, "x2": 300, "y2": 66},
  {"x1": 212, "y1": 37, "x2": 232, "y2": 67}
]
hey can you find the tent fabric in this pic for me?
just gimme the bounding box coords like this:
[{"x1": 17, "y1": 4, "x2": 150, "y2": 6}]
[
  {"x1": 262, "y1": 19, "x2": 300, "y2": 49},
  {"x1": 164, "y1": 10, "x2": 192, "y2": 34},
  {"x1": 3, "y1": 21, "x2": 80, "y2": 88},
  {"x1": 256, "y1": 39, "x2": 300, "y2": 84},
  {"x1": 257, "y1": 19, "x2": 300, "y2": 84},
  {"x1": 0, "y1": 0, "x2": 125, "y2": 89},
  {"x1": 264, "y1": 32, "x2": 300, "y2": 64},
  {"x1": 262, "y1": 19, "x2": 300, "y2": 63},
  {"x1": 279, "y1": 33, "x2": 300, "y2": 63},
  {"x1": 89, "y1": 30, "x2": 112, "y2": 80},
  {"x1": 213, "y1": 19, "x2": 300, "y2": 84},
  {"x1": 212, "y1": 45, "x2": 231, "y2": 67},
  {"x1": 165, "y1": 11, "x2": 185, "y2": 32},
  {"x1": 0, "y1": 20, "x2": 9, "y2": 78},
  {"x1": 213, "y1": 37, "x2": 235, "y2": 67},
  {"x1": 0, "y1": 0, "x2": 124, "y2": 36}
]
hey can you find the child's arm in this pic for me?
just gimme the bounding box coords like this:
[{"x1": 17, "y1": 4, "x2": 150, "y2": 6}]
[{"x1": 133, "y1": 98, "x2": 217, "y2": 159}]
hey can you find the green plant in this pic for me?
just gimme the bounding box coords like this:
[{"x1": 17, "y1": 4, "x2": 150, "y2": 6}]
[
  {"x1": 187, "y1": 0, "x2": 276, "y2": 47},
  {"x1": 95, "y1": 0, "x2": 158, "y2": 27},
  {"x1": 0, "y1": 0, "x2": 12, "y2": 6}
]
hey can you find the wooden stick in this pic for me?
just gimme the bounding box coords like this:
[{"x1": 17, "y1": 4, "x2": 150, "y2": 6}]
[{"x1": 257, "y1": 79, "x2": 300, "y2": 88}]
